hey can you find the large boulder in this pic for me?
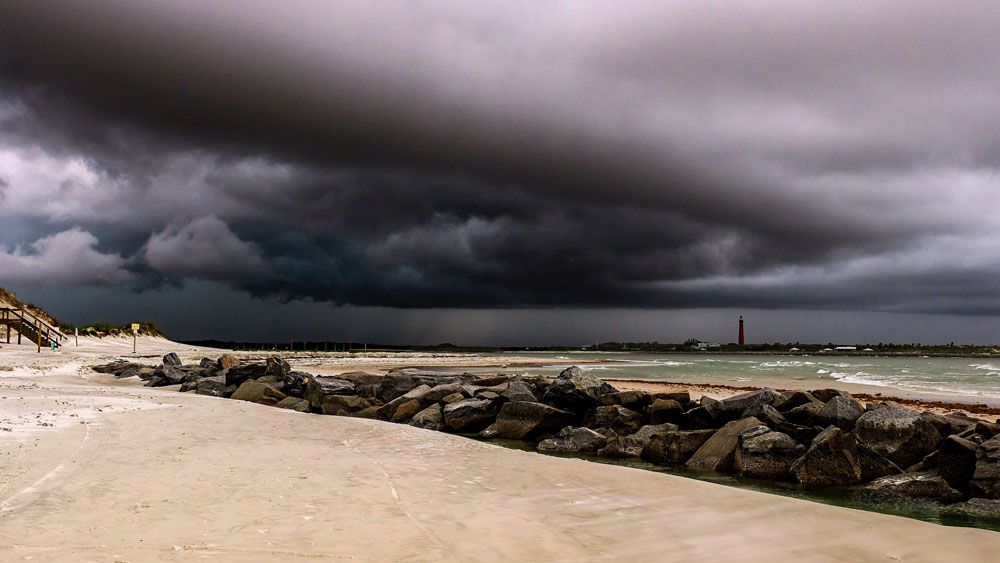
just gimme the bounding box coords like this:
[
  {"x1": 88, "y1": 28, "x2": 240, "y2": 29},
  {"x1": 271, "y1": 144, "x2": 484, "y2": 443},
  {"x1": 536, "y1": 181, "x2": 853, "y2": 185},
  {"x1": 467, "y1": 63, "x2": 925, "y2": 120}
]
[
  {"x1": 494, "y1": 401, "x2": 575, "y2": 440},
  {"x1": 304, "y1": 375, "x2": 357, "y2": 408},
  {"x1": 920, "y1": 412, "x2": 977, "y2": 439},
  {"x1": 938, "y1": 435, "x2": 979, "y2": 492},
  {"x1": 502, "y1": 380, "x2": 538, "y2": 403},
  {"x1": 970, "y1": 436, "x2": 1000, "y2": 498},
  {"x1": 597, "y1": 436, "x2": 645, "y2": 458},
  {"x1": 377, "y1": 384, "x2": 434, "y2": 421},
  {"x1": 686, "y1": 417, "x2": 765, "y2": 472},
  {"x1": 443, "y1": 398, "x2": 497, "y2": 433},
  {"x1": 642, "y1": 429, "x2": 716, "y2": 465},
  {"x1": 586, "y1": 405, "x2": 644, "y2": 436},
  {"x1": 773, "y1": 390, "x2": 821, "y2": 412},
  {"x1": 680, "y1": 405, "x2": 717, "y2": 429},
  {"x1": 735, "y1": 429, "x2": 802, "y2": 479},
  {"x1": 856, "y1": 440, "x2": 903, "y2": 482},
  {"x1": 217, "y1": 354, "x2": 240, "y2": 370},
  {"x1": 223, "y1": 363, "x2": 267, "y2": 387},
  {"x1": 631, "y1": 423, "x2": 679, "y2": 447},
  {"x1": 790, "y1": 426, "x2": 862, "y2": 488},
  {"x1": 410, "y1": 404, "x2": 445, "y2": 431},
  {"x1": 194, "y1": 377, "x2": 227, "y2": 397},
  {"x1": 600, "y1": 390, "x2": 651, "y2": 412},
  {"x1": 715, "y1": 389, "x2": 780, "y2": 422},
  {"x1": 275, "y1": 397, "x2": 310, "y2": 412},
  {"x1": 651, "y1": 391, "x2": 692, "y2": 406},
  {"x1": 321, "y1": 394, "x2": 377, "y2": 416},
  {"x1": 854, "y1": 404, "x2": 942, "y2": 468},
  {"x1": 537, "y1": 427, "x2": 607, "y2": 454},
  {"x1": 540, "y1": 367, "x2": 616, "y2": 411},
  {"x1": 866, "y1": 472, "x2": 963, "y2": 503},
  {"x1": 230, "y1": 380, "x2": 287, "y2": 406},
  {"x1": 810, "y1": 388, "x2": 853, "y2": 403},
  {"x1": 816, "y1": 396, "x2": 866, "y2": 430},
  {"x1": 91, "y1": 360, "x2": 136, "y2": 374},
  {"x1": 377, "y1": 371, "x2": 462, "y2": 402},
  {"x1": 784, "y1": 402, "x2": 825, "y2": 426},
  {"x1": 162, "y1": 352, "x2": 182, "y2": 367},
  {"x1": 265, "y1": 356, "x2": 291, "y2": 377},
  {"x1": 940, "y1": 498, "x2": 1000, "y2": 523},
  {"x1": 741, "y1": 403, "x2": 787, "y2": 429},
  {"x1": 649, "y1": 399, "x2": 685, "y2": 425},
  {"x1": 145, "y1": 364, "x2": 186, "y2": 387}
]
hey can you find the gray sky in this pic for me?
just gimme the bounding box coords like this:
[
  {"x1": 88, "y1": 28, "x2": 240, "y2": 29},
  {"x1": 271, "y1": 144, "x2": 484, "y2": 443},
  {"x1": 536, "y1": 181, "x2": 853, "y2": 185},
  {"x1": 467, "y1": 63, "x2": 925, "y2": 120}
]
[{"x1": 1, "y1": 2, "x2": 1000, "y2": 344}]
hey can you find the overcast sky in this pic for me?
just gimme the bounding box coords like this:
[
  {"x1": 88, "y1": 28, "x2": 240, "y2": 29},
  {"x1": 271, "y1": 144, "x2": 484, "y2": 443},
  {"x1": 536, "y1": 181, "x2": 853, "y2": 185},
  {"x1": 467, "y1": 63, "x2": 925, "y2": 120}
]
[{"x1": 2, "y1": 2, "x2": 1000, "y2": 345}]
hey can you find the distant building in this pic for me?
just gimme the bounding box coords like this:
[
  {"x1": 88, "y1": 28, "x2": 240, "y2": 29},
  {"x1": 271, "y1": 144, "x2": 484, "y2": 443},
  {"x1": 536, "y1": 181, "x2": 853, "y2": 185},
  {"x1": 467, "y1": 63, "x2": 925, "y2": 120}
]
[
  {"x1": 835, "y1": 346, "x2": 857, "y2": 351},
  {"x1": 693, "y1": 341, "x2": 721, "y2": 350},
  {"x1": 789, "y1": 347, "x2": 801, "y2": 352}
]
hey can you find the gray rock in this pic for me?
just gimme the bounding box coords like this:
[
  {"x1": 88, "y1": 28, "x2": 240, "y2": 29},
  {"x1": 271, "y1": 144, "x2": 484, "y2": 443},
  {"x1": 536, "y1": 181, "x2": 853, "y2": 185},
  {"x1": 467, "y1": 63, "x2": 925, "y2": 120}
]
[
  {"x1": 600, "y1": 390, "x2": 651, "y2": 411},
  {"x1": 377, "y1": 371, "x2": 463, "y2": 402},
  {"x1": 162, "y1": 352, "x2": 182, "y2": 367},
  {"x1": 741, "y1": 403, "x2": 787, "y2": 429},
  {"x1": 866, "y1": 472, "x2": 963, "y2": 502},
  {"x1": 321, "y1": 394, "x2": 377, "y2": 416},
  {"x1": 785, "y1": 402, "x2": 825, "y2": 426},
  {"x1": 265, "y1": 356, "x2": 291, "y2": 377},
  {"x1": 114, "y1": 365, "x2": 142, "y2": 379},
  {"x1": 537, "y1": 427, "x2": 607, "y2": 454},
  {"x1": 735, "y1": 429, "x2": 802, "y2": 479},
  {"x1": 816, "y1": 396, "x2": 866, "y2": 430},
  {"x1": 687, "y1": 417, "x2": 766, "y2": 472},
  {"x1": 586, "y1": 405, "x2": 644, "y2": 436},
  {"x1": 304, "y1": 375, "x2": 357, "y2": 409},
  {"x1": 198, "y1": 357, "x2": 216, "y2": 369},
  {"x1": 970, "y1": 435, "x2": 1000, "y2": 498},
  {"x1": 920, "y1": 412, "x2": 977, "y2": 439},
  {"x1": 810, "y1": 388, "x2": 853, "y2": 403},
  {"x1": 597, "y1": 436, "x2": 644, "y2": 458},
  {"x1": 631, "y1": 423, "x2": 680, "y2": 446},
  {"x1": 642, "y1": 429, "x2": 716, "y2": 465},
  {"x1": 938, "y1": 435, "x2": 978, "y2": 492},
  {"x1": 540, "y1": 366, "x2": 617, "y2": 411},
  {"x1": 940, "y1": 498, "x2": 1000, "y2": 523},
  {"x1": 91, "y1": 360, "x2": 135, "y2": 374},
  {"x1": 773, "y1": 390, "x2": 821, "y2": 412},
  {"x1": 377, "y1": 384, "x2": 434, "y2": 420},
  {"x1": 501, "y1": 380, "x2": 538, "y2": 402},
  {"x1": 854, "y1": 404, "x2": 942, "y2": 468},
  {"x1": 230, "y1": 380, "x2": 287, "y2": 406},
  {"x1": 223, "y1": 363, "x2": 267, "y2": 387},
  {"x1": 715, "y1": 389, "x2": 780, "y2": 422},
  {"x1": 145, "y1": 364, "x2": 186, "y2": 387},
  {"x1": 443, "y1": 398, "x2": 497, "y2": 433},
  {"x1": 409, "y1": 404, "x2": 445, "y2": 431},
  {"x1": 790, "y1": 426, "x2": 862, "y2": 488},
  {"x1": 651, "y1": 391, "x2": 691, "y2": 406},
  {"x1": 194, "y1": 377, "x2": 227, "y2": 397},
  {"x1": 680, "y1": 405, "x2": 717, "y2": 429},
  {"x1": 494, "y1": 401, "x2": 575, "y2": 440},
  {"x1": 856, "y1": 440, "x2": 903, "y2": 482}
]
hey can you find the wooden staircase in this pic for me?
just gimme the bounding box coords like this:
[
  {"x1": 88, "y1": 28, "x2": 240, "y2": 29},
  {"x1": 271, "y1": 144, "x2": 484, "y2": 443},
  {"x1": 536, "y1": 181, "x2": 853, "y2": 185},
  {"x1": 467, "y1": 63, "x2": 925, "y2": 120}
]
[{"x1": 1, "y1": 307, "x2": 65, "y2": 349}]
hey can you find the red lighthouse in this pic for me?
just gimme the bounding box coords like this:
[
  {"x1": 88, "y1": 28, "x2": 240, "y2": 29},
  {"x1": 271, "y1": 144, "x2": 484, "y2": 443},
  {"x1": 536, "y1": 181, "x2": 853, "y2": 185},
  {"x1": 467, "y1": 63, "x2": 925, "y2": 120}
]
[{"x1": 738, "y1": 315, "x2": 745, "y2": 346}]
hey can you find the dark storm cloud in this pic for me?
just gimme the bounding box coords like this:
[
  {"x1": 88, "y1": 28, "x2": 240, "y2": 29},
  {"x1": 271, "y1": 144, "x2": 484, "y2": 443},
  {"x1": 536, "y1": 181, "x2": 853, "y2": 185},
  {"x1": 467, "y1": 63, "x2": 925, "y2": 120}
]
[{"x1": 1, "y1": 1, "x2": 999, "y2": 317}]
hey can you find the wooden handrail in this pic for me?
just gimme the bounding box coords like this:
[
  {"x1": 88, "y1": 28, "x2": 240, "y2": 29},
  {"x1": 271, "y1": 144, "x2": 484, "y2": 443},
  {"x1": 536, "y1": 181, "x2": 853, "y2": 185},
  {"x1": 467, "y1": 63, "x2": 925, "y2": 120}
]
[{"x1": 0, "y1": 306, "x2": 66, "y2": 343}]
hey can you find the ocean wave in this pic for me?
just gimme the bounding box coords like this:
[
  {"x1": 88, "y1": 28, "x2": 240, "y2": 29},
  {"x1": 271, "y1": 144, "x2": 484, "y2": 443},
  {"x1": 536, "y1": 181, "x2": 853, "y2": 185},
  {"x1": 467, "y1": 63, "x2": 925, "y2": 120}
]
[
  {"x1": 756, "y1": 360, "x2": 816, "y2": 369},
  {"x1": 970, "y1": 363, "x2": 1000, "y2": 371}
]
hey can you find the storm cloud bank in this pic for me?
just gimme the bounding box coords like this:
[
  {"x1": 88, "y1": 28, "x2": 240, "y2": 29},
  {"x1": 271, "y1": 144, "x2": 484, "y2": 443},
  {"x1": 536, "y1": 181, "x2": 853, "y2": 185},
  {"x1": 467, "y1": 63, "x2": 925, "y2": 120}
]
[{"x1": 1, "y1": 2, "x2": 1000, "y2": 319}]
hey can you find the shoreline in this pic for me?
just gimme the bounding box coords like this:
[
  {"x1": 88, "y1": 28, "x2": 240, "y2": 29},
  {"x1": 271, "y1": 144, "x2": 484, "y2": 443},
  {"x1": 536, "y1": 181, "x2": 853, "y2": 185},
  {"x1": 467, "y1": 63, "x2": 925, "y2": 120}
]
[{"x1": 606, "y1": 378, "x2": 1000, "y2": 419}]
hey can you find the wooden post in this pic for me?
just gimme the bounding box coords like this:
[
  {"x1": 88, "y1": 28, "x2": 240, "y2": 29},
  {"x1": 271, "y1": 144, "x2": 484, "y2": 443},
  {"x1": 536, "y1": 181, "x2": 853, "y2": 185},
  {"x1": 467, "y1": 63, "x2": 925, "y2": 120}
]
[{"x1": 37, "y1": 319, "x2": 42, "y2": 353}]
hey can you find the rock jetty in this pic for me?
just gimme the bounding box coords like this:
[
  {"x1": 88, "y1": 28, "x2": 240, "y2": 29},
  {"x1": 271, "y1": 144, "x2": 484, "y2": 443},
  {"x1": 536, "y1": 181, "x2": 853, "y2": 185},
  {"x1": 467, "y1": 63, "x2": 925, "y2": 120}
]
[{"x1": 93, "y1": 356, "x2": 1000, "y2": 514}]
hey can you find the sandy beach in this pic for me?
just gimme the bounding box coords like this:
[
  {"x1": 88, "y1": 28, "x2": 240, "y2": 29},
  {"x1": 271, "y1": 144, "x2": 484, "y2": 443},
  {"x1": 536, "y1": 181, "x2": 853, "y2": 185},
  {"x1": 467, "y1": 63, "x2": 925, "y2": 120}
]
[{"x1": 0, "y1": 339, "x2": 998, "y2": 561}]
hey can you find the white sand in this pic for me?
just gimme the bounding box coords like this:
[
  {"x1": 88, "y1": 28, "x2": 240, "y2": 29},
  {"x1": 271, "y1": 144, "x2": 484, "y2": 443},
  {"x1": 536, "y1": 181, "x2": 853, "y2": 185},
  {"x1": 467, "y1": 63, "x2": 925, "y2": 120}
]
[{"x1": 2, "y1": 340, "x2": 1000, "y2": 561}]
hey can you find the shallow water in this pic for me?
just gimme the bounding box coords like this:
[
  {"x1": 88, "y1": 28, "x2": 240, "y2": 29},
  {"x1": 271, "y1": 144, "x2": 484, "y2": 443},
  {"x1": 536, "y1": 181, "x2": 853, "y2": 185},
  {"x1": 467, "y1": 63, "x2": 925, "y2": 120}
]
[
  {"x1": 498, "y1": 352, "x2": 1000, "y2": 400},
  {"x1": 486, "y1": 438, "x2": 1000, "y2": 533}
]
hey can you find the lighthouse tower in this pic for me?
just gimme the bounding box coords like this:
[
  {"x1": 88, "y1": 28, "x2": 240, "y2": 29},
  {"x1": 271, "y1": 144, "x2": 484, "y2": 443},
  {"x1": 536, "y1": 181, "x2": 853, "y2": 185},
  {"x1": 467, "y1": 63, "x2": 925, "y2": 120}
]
[{"x1": 738, "y1": 315, "x2": 745, "y2": 346}]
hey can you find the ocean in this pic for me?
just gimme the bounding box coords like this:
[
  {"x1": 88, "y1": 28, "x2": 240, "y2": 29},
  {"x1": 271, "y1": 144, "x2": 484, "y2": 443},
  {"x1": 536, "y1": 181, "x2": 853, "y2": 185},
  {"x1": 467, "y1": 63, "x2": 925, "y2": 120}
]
[{"x1": 499, "y1": 352, "x2": 1000, "y2": 401}]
